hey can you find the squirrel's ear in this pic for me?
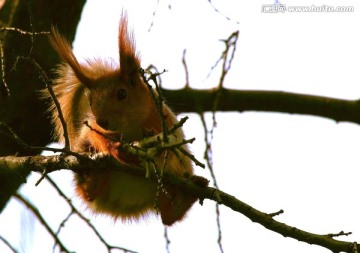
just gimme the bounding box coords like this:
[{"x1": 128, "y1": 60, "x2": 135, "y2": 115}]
[
  {"x1": 118, "y1": 13, "x2": 140, "y2": 85},
  {"x1": 50, "y1": 27, "x2": 93, "y2": 88}
]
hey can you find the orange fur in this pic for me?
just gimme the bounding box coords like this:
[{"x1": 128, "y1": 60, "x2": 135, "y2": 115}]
[{"x1": 43, "y1": 14, "x2": 204, "y2": 225}]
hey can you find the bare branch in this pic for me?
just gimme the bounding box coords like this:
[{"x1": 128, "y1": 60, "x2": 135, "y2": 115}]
[
  {"x1": 27, "y1": 58, "x2": 71, "y2": 149},
  {"x1": 0, "y1": 27, "x2": 49, "y2": 35},
  {"x1": 164, "y1": 227, "x2": 171, "y2": 253},
  {"x1": 164, "y1": 172, "x2": 359, "y2": 253},
  {"x1": 1, "y1": 154, "x2": 358, "y2": 253},
  {"x1": 210, "y1": 30, "x2": 239, "y2": 128},
  {"x1": 326, "y1": 231, "x2": 352, "y2": 238},
  {"x1": 13, "y1": 193, "x2": 72, "y2": 253},
  {"x1": 206, "y1": 0, "x2": 240, "y2": 24},
  {"x1": 0, "y1": 2, "x2": 49, "y2": 97},
  {"x1": 53, "y1": 212, "x2": 72, "y2": 253},
  {"x1": 45, "y1": 176, "x2": 137, "y2": 253},
  {"x1": 210, "y1": 30, "x2": 239, "y2": 90},
  {"x1": 140, "y1": 68, "x2": 169, "y2": 142},
  {"x1": 147, "y1": 0, "x2": 172, "y2": 32},
  {"x1": 26, "y1": 0, "x2": 35, "y2": 58},
  {"x1": 0, "y1": 41, "x2": 9, "y2": 96},
  {"x1": 148, "y1": 0, "x2": 160, "y2": 32},
  {"x1": 199, "y1": 112, "x2": 223, "y2": 253},
  {"x1": 182, "y1": 49, "x2": 189, "y2": 88},
  {"x1": 0, "y1": 235, "x2": 18, "y2": 253},
  {"x1": 177, "y1": 146, "x2": 205, "y2": 169},
  {"x1": 0, "y1": 121, "x2": 81, "y2": 158},
  {"x1": 161, "y1": 88, "x2": 360, "y2": 125},
  {"x1": 268, "y1": 209, "x2": 284, "y2": 217}
]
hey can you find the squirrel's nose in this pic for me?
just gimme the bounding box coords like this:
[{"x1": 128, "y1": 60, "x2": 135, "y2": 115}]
[{"x1": 96, "y1": 119, "x2": 109, "y2": 129}]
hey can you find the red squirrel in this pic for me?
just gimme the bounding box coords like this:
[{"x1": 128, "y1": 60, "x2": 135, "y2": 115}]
[{"x1": 43, "y1": 14, "x2": 206, "y2": 226}]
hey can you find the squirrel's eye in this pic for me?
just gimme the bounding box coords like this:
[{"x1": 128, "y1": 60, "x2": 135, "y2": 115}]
[{"x1": 116, "y1": 89, "x2": 127, "y2": 100}]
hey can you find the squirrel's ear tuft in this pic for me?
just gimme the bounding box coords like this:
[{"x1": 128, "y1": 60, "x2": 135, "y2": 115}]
[
  {"x1": 50, "y1": 27, "x2": 93, "y2": 87},
  {"x1": 118, "y1": 12, "x2": 141, "y2": 85}
]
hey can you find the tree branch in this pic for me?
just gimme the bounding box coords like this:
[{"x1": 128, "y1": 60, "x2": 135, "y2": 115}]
[
  {"x1": 0, "y1": 154, "x2": 357, "y2": 253},
  {"x1": 13, "y1": 193, "x2": 72, "y2": 253},
  {"x1": 45, "y1": 176, "x2": 138, "y2": 253},
  {"x1": 0, "y1": 235, "x2": 18, "y2": 253},
  {"x1": 162, "y1": 88, "x2": 360, "y2": 124},
  {"x1": 0, "y1": 0, "x2": 86, "y2": 212}
]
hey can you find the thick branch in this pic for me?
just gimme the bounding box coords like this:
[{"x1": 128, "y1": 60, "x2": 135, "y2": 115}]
[
  {"x1": 0, "y1": 154, "x2": 357, "y2": 253},
  {"x1": 162, "y1": 88, "x2": 360, "y2": 124}
]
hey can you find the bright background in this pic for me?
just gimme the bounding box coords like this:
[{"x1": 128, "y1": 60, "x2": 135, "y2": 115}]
[{"x1": 1, "y1": 0, "x2": 360, "y2": 252}]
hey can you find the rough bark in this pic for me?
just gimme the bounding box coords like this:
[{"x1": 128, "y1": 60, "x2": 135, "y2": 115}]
[{"x1": 0, "y1": 0, "x2": 86, "y2": 212}]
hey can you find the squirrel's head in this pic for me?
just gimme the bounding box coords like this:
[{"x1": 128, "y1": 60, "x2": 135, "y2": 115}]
[{"x1": 50, "y1": 13, "x2": 154, "y2": 140}]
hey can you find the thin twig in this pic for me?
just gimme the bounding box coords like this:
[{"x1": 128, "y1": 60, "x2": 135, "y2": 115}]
[
  {"x1": 136, "y1": 117, "x2": 189, "y2": 149},
  {"x1": 268, "y1": 209, "x2": 284, "y2": 217},
  {"x1": 177, "y1": 147, "x2": 205, "y2": 168},
  {"x1": 0, "y1": 3, "x2": 49, "y2": 96},
  {"x1": 147, "y1": 0, "x2": 172, "y2": 32},
  {"x1": 26, "y1": 0, "x2": 35, "y2": 58},
  {"x1": 45, "y1": 176, "x2": 137, "y2": 253},
  {"x1": 326, "y1": 231, "x2": 352, "y2": 238},
  {"x1": 0, "y1": 40, "x2": 9, "y2": 96},
  {"x1": 217, "y1": 31, "x2": 239, "y2": 89},
  {"x1": 146, "y1": 65, "x2": 163, "y2": 87},
  {"x1": 207, "y1": 0, "x2": 240, "y2": 24},
  {"x1": 140, "y1": 68, "x2": 169, "y2": 142},
  {"x1": 164, "y1": 227, "x2": 171, "y2": 253},
  {"x1": 0, "y1": 235, "x2": 18, "y2": 253},
  {"x1": 27, "y1": 57, "x2": 71, "y2": 149},
  {"x1": 14, "y1": 193, "x2": 72, "y2": 253},
  {"x1": 148, "y1": 0, "x2": 160, "y2": 32},
  {"x1": 0, "y1": 120, "x2": 81, "y2": 186},
  {"x1": 168, "y1": 116, "x2": 188, "y2": 134},
  {"x1": 139, "y1": 69, "x2": 206, "y2": 169},
  {"x1": 0, "y1": 121, "x2": 80, "y2": 158},
  {"x1": 182, "y1": 49, "x2": 190, "y2": 88},
  {"x1": 211, "y1": 31, "x2": 239, "y2": 127},
  {"x1": 199, "y1": 114, "x2": 219, "y2": 188},
  {"x1": 53, "y1": 212, "x2": 73, "y2": 253},
  {"x1": 159, "y1": 151, "x2": 172, "y2": 204},
  {"x1": 152, "y1": 160, "x2": 171, "y2": 214},
  {"x1": 123, "y1": 134, "x2": 202, "y2": 168},
  {"x1": 199, "y1": 112, "x2": 223, "y2": 253},
  {"x1": 0, "y1": 27, "x2": 49, "y2": 35}
]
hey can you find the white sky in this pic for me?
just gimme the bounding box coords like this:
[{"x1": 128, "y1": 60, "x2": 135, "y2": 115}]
[{"x1": 1, "y1": 0, "x2": 360, "y2": 252}]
